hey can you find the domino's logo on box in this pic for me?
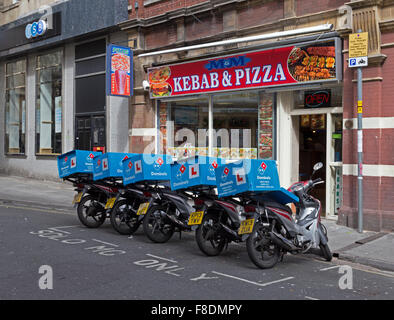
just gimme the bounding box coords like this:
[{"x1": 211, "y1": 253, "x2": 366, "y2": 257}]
[{"x1": 221, "y1": 167, "x2": 230, "y2": 181}]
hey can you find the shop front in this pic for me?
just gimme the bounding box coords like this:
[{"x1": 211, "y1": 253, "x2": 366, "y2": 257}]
[
  {"x1": 147, "y1": 36, "x2": 343, "y2": 218},
  {"x1": 0, "y1": 0, "x2": 129, "y2": 180}
]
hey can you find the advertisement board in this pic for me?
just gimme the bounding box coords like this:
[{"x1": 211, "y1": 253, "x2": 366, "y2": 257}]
[
  {"x1": 148, "y1": 38, "x2": 341, "y2": 98},
  {"x1": 106, "y1": 44, "x2": 133, "y2": 97}
]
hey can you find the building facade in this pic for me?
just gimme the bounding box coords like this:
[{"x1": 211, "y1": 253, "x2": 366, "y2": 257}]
[
  {"x1": 0, "y1": 0, "x2": 129, "y2": 179},
  {"x1": 120, "y1": 0, "x2": 394, "y2": 232},
  {"x1": 1, "y1": 0, "x2": 393, "y2": 232}
]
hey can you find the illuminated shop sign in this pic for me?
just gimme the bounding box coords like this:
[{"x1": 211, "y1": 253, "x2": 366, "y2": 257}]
[
  {"x1": 148, "y1": 38, "x2": 341, "y2": 98},
  {"x1": 304, "y1": 90, "x2": 331, "y2": 108}
]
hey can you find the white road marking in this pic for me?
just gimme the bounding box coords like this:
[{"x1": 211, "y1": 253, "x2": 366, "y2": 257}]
[
  {"x1": 190, "y1": 273, "x2": 219, "y2": 281},
  {"x1": 320, "y1": 265, "x2": 341, "y2": 271},
  {"x1": 305, "y1": 296, "x2": 320, "y2": 300},
  {"x1": 91, "y1": 239, "x2": 119, "y2": 247},
  {"x1": 48, "y1": 226, "x2": 80, "y2": 234},
  {"x1": 146, "y1": 254, "x2": 178, "y2": 263},
  {"x1": 211, "y1": 271, "x2": 294, "y2": 287}
]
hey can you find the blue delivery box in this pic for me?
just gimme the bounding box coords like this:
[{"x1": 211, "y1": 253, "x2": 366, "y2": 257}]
[
  {"x1": 122, "y1": 153, "x2": 172, "y2": 185},
  {"x1": 122, "y1": 154, "x2": 144, "y2": 185},
  {"x1": 92, "y1": 152, "x2": 136, "y2": 181},
  {"x1": 170, "y1": 156, "x2": 225, "y2": 190},
  {"x1": 215, "y1": 159, "x2": 298, "y2": 204},
  {"x1": 57, "y1": 150, "x2": 102, "y2": 179},
  {"x1": 140, "y1": 153, "x2": 173, "y2": 181}
]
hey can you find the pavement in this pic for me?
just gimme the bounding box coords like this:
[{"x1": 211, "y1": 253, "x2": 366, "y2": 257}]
[{"x1": 1, "y1": 173, "x2": 393, "y2": 273}]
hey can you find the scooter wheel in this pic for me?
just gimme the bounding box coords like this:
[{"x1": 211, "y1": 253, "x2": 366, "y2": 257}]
[
  {"x1": 110, "y1": 199, "x2": 140, "y2": 235},
  {"x1": 246, "y1": 221, "x2": 280, "y2": 269},
  {"x1": 143, "y1": 205, "x2": 175, "y2": 243},
  {"x1": 77, "y1": 195, "x2": 106, "y2": 228},
  {"x1": 320, "y1": 243, "x2": 333, "y2": 261},
  {"x1": 195, "y1": 212, "x2": 226, "y2": 256}
]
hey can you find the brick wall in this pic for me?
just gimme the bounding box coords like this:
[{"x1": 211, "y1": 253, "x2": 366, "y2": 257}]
[
  {"x1": 185, "y1": 12, "x2": 223, "y2": 42},
  {"x1": 295, "y1": 0, "x2": 345, "y2": 16},
  {"x1": 145, "y1": 23, "x2": 177, "y2": 49},
  {"x1": 339, "y1": 27, "x2": 394, "y2": 232},
  {"x1": 237, "y1": 0, "x2": 284, "y2": 29},
  {"x1": 129, "y1": 0, "x2": 209, "y2": 20}
]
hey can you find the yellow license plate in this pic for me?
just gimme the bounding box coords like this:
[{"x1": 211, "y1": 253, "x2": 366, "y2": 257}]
[
  {"x1": 137, "y1": 202, "x2": 150, "y2": 215},
  {"x1": 72, "y1": 192, "x2": 83, "y2": 205},
  {"x1": 104, "y1": 197, "x2": 116, "y2": 210},
  {"x1": 188, "y1": 211, "x2": 204, "y2": 226},
  {"x1": 238, "y1": 218, "x2": 255, "y2": 235}
]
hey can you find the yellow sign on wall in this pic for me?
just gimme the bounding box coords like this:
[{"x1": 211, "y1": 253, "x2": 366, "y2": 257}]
[{"x1": 349, "y1": 32, "x2": 368, "y2": 58}]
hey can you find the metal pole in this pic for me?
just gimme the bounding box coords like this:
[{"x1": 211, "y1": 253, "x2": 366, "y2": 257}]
[{"x1": 357, "y1": 31, "x2": 363, "y2": 233}]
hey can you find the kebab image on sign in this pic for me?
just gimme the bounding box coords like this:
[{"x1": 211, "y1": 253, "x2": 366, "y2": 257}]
[
  {"x1": 288, "y1": 45, "x2": 336, "y2": 82},
  {"x1": 111, "y1": 52, "x2": 131, "y2": 95},
  {"x1": 149, "y1": 67, "x2": 172, "y2": 97}
]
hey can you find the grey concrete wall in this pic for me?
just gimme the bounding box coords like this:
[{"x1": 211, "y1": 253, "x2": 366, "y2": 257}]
[
  {"x1": 63, "y1": 42, "x2": 75, "y2": 154},
  {"x1": 0, "y1": 61, "x2": 5, "y2": 173}
]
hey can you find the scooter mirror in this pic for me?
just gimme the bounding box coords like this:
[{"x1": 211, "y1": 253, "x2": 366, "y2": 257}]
[
  {"x1": 313, "y1": 162, "x2": 323, "y2": 171},
  {"x1": 311, "y1": 162, "x2": 323, "y2": 179}
]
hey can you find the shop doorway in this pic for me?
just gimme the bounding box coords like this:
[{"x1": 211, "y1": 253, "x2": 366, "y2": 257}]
[
  {"x1": 299, "y1": 114, "x2": 327, "y2": 214},
  {"x1": 75, "y1": 115, "x2": 106, "y2": 152}
]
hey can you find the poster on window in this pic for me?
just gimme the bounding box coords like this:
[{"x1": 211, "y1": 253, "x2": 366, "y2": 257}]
[
  {"x1": 148, "y1": 38, "x2": 341, "y2": 99},
  {"x1": 259, "y1": 94, "x2": 274, "y2": 159},
  {"x1": 106, "y1": 44, "x2": 133, "y2": 97},
  {"x1": 55, "y1": 97, "x2": 62, "y2": 133}
]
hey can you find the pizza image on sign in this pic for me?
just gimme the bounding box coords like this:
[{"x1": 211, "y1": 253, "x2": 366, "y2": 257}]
[{"x1": 149, "y1": 66, "x2": 171, "y2": 83}]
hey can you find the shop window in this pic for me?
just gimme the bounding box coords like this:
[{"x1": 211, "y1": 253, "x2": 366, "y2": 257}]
[
  {"x1": 35, "y1": 50, "x2": 63, "y2": 155},
  {"x1": 162, "y1": 97, "x2": 209, "y2": 158},
  {"x1": 213, "y1": 92, "x2": 258, "y2": 159},
  {"x1": 160, "y1": 91, "x2": 275, "y2": 160},
  {"x1": 5, "y1": 59, "x2": 26, "y2": 155},
  {"x1": 213, "y1": 92, "x2": 276, "y2": 160}
]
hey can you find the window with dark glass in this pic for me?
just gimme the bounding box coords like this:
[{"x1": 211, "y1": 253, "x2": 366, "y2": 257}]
[
  {"x1": 5, "y1": 59, "x2": 26, "y2": 155},
  {"x1": 74, "y1": 39, "x2": 106, "y2": 151},
  {"x1": 35, "y1": 50, "x2": 63, "y2": 154}
]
